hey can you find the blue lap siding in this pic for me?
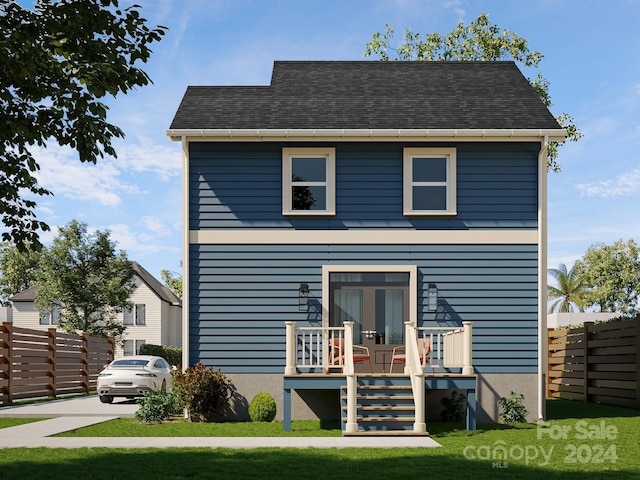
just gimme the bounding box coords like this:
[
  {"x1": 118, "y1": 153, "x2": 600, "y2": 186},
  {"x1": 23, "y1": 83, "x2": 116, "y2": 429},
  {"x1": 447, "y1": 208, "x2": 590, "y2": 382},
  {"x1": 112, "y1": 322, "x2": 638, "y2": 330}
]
[
  {"x1": 188, "y1": 141, "x2": 540, "y2": 375},
  {"x1": 189, "y1": 243, "x2": 538, "y2": 374},
  {"x1": 189, "y1": 142, "x2": 539, "y2": 230}
]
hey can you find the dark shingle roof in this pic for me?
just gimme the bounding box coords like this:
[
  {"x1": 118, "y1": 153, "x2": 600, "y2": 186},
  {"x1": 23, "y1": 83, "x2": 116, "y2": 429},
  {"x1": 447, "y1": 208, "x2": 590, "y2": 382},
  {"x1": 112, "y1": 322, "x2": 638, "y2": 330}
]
[
  {"x1": 9, "y1": 263, "x2": 181, "y2": 307},
  {"x1": 169, "y1": 61, "x2": 561, "y2": 131}
]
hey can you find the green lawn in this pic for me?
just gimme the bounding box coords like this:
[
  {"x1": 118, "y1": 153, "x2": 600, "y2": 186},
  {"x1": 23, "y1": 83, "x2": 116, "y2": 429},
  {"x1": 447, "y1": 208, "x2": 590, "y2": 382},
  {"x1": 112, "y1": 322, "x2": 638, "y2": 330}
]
[{"x1": 0, "y1": 399, "x2": 638, "y2": 480}]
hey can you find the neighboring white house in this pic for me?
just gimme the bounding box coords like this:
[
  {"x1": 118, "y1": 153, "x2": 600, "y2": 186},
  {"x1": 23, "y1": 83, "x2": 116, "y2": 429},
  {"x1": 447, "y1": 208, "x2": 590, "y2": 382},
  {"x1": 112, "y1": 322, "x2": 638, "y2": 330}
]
[
  {"x1": 9, "y1": 262, "x2": 181, "y2": 358},
  {"x1": 547, "y1": 312, "x2": 620, "y2": 329}
]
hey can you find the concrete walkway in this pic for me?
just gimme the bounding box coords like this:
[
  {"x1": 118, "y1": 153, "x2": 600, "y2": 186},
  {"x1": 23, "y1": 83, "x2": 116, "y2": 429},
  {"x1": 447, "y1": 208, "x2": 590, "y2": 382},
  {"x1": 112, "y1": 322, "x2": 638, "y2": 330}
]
[{"x1": 0, "y1": 397, "x2": 441, "y2": 449}]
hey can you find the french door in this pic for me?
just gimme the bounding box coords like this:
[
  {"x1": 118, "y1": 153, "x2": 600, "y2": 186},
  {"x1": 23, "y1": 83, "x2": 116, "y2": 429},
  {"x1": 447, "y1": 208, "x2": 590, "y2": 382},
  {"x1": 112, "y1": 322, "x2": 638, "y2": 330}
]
[{"x1": 329, "y1": 272, "x2": 410, "y2": 373}]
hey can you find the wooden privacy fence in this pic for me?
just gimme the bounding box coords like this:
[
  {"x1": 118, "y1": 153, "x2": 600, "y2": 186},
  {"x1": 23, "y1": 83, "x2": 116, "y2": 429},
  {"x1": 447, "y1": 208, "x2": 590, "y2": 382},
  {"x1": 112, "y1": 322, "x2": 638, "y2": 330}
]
[
  {"x1": 547, "y1": 319, "x2": 640, "y2": 409},
  {"x1": 0, "y1": 322, "x2": 114, "y2": 405}
]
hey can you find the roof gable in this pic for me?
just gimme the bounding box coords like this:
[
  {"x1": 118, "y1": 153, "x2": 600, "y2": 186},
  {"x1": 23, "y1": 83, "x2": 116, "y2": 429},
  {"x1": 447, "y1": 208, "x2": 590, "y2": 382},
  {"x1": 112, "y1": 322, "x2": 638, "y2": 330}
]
[{"x1": 169, "y1": 61, "x2": 561, "y2": 131}]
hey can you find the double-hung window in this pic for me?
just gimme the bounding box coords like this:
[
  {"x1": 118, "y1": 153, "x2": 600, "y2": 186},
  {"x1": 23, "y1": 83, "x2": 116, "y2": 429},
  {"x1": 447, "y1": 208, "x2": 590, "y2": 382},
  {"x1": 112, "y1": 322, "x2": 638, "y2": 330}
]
[
  {"x1": 282, "y1": 148, "x2": 335, "y2": 215},
  {"x1": 403, "y1": 148, "x2": 457, "y2": 215}
]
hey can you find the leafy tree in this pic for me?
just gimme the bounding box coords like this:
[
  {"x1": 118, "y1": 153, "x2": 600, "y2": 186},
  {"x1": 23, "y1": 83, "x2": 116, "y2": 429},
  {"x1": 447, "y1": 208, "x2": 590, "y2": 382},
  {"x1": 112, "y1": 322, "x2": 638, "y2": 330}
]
[
  {"x1": 0, "y1": 0, "x2": 166, "y2": 250},
  {"x1": 576, "y1": 239, "x2": 640, "y2": 314},
  {"x1": 35, "y1": 220, "x2": 136, "y2": 338},
  {"x1": 161, "y1": 268, "x2": 183, "y2": 299},
  {"x1": 0, "y1": 242, "x2": 43, "y2": 305},
  {"x1": 364, "y1": 13, "x2": 581, "y2": 172},
  {"x1": 547, "y1": 262, "x2": 590, "y2": 313}
]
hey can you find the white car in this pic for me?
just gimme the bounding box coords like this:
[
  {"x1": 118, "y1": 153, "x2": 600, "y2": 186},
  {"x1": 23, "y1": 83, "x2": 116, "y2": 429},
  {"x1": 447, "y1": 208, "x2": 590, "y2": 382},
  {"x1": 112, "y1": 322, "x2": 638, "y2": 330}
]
[{"x1": 97, "y1": 355, "x2": 174, "y2": 404}]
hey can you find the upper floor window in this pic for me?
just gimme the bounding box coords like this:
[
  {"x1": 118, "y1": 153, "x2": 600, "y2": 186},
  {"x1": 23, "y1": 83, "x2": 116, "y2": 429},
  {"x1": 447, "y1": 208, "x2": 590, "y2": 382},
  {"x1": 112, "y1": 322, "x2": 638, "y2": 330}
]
[
  {"x1": 403, "y1": 148, "x2": 457, "y2": 215},
  {"x1": 282, "y1": 148, "x2": 335, "y2": 215},
  {"x1": 40, "y1": 307, "x2": 60, "y2": 325},
  {"x1": 124, "y1": 304, "x2": 145, "y2": 326},
  {"x1": 135, "y1": 304, "x2": 146, "y2": 326}
]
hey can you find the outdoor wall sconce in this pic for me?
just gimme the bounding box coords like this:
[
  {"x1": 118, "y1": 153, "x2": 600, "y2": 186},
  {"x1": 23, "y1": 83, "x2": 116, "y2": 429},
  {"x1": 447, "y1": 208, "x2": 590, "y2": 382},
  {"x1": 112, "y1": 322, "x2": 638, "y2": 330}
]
[
  {"x1": 299, "y1": 283, "x2": 309, "y2": 311},
  {"x1": 427, "y1": 283, "x2": 438, "y2": 311}
]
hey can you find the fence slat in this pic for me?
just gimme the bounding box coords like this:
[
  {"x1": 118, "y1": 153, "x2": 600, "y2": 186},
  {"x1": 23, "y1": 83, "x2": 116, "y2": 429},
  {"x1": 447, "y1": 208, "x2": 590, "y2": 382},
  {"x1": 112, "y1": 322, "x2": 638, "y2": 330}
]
[
  {"x1": 548, "y1": 318, "x2": 640, "y2": 410},
  {"x1": 0, "y1": 322, "x2": 114, "y2": 405}
]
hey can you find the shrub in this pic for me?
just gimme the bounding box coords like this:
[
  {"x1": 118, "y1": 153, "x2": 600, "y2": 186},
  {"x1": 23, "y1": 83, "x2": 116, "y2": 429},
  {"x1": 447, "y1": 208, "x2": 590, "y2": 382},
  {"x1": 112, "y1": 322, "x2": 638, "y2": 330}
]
[
  {"x1": 138, "y1": 343, "x2": 182, "y2": 367},
  {"x1": 248, "y1": 392, "x2": 277, "y2": 422},
  {"x1": 135, "y1": 390, "x2": 182, "y2": 424},
  {"x1": 498, "y1": 391, "x2": 529, "y2": 423},
  {"x1": 440, "y1": 390, "x2": 466, "y2": 423},
  {"x1": 172, "y1": 363, "x2": 234, "y2": 422}
]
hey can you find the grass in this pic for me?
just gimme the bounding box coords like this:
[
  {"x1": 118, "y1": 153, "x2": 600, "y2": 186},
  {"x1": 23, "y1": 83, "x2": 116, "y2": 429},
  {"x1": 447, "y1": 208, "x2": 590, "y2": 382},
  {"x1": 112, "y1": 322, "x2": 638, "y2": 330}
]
[
  {"x1": 0, "y1": 418, "x2": 45, "y2": 429},
  {"x1": 55, "y1": 419, "x2": 343, "y2": 437},
  {"x1": 0, "y1": 399, "x2": 638, "y2": 480}
]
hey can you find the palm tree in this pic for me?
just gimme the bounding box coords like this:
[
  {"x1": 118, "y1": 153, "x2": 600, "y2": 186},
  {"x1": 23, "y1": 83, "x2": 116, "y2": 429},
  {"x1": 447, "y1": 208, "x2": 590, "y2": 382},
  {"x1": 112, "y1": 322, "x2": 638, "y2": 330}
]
[{"x1": 547, "y1": 263, "x2": 590, "y2": 313}]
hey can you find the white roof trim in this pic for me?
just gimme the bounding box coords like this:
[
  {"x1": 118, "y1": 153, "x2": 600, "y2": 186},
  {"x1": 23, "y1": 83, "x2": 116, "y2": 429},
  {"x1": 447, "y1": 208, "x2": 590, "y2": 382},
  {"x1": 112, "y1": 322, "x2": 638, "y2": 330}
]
[{"x1": 167, "y1": 128, "x2": 566, "y2": 142}]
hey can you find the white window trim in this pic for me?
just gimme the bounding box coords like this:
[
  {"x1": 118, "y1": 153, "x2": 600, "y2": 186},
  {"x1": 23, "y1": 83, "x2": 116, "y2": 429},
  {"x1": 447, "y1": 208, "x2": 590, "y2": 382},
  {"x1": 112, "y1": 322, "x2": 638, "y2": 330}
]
[
  {"x1": 282, "y1": 147, "x2": 336, "y2": 216},
  {"x1": 403, "y1": 147, "x2": 457, "y2": 215}
]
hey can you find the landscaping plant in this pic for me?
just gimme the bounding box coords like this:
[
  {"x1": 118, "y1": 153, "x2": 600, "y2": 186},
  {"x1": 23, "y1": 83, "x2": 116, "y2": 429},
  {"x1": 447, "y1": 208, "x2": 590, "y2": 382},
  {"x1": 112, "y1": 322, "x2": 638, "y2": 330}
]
[
  {"x1": 134, "y1": 390, "x2": 182, "y2": 424},
  {"x1": 440, "y1": 390, "x2": 466, "y2": 423},
  {"x1": 498, "y1": 390, "x2": 528, "y2": 423},
  {"x1": 248, "y1": 392, "x2": 277, "y2": 422},
  {"x1": 171, "y1": 363, "x2": 234, "y2": 422}
]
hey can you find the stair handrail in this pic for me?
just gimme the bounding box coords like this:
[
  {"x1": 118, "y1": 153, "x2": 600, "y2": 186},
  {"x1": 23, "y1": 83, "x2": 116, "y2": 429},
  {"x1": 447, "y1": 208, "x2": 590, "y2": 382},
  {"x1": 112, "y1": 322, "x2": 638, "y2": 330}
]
[{"x1": 404, "y1": 322, "x2": 426, "y2": 434}]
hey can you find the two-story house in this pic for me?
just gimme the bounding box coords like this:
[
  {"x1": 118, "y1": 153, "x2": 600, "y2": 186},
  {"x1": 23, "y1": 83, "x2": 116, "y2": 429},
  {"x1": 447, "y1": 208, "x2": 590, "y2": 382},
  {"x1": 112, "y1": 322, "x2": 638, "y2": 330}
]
[
  {"x1": 10, "y1": 262, "x2": 181, "y2": 357},
  {"x1": 168, "y1": 61, "x2": 565, "y2": 433}
]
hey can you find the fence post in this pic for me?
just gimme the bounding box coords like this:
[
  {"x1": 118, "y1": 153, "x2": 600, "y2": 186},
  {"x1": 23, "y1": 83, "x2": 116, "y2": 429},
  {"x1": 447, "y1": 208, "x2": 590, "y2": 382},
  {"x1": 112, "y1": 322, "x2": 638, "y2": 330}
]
[
  {"x1": 48, "y1": 327, "x2": 56, "y2": 399},
  {"x1": 1, "y1": 322, "x2": 12, "y2": 404},
  {"x1": 636, "y1": 322, "x2": 640, "y2": 410},
  {"x1": 82, "y1": 332, "x2": 90, "y2": 395},
  {"x1": 108, "y1": 336, "x2": 115, "y2": 363},
  {"x1": 546, "y1": 328, "x2": 553, "y2": 399},
  {"x1": 583, "y1": 322, "x2": 592, "y2": 403}
]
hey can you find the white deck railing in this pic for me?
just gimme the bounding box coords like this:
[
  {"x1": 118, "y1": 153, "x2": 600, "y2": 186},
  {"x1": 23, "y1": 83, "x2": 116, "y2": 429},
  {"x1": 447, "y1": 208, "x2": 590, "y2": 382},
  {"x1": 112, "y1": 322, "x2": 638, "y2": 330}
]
[{"x1": 285, "y1": 320, "x2": 473, "y2": 435}]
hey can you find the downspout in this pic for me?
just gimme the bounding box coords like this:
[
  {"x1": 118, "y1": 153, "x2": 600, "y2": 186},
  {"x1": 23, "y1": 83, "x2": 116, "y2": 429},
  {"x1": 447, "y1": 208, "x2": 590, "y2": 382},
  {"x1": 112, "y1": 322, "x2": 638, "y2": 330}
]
[
  {"x1": 538, "y1": 136, "x2": 549, "y2": 421},
  {"x1": 181, "y1": 136, "x2": 190, "y2": 372}
]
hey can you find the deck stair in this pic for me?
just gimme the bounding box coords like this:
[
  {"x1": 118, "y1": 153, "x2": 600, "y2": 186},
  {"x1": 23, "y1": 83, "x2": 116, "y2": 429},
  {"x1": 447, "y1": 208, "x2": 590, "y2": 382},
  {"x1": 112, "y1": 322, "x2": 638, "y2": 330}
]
[{"x1": 340, "y1": 375, "x2": 427, "y2": 436}]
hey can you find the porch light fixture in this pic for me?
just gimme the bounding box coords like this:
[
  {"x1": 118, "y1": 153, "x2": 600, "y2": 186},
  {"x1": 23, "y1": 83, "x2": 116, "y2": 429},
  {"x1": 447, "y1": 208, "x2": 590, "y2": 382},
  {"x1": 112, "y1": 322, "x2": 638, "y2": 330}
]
[
  {"x1": 427, "y1": 283, "x2": 438, "y2": 311},
  {"x1": 298, "y1": 283, "x2": 309, "y2": 311}
]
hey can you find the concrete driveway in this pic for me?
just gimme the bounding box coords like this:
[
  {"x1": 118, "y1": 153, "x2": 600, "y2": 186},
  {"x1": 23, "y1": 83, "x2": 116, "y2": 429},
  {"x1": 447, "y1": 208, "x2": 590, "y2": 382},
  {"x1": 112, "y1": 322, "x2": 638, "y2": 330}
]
[{"x1": 0, "y1": 395, "x2": 139, "y2": 418}]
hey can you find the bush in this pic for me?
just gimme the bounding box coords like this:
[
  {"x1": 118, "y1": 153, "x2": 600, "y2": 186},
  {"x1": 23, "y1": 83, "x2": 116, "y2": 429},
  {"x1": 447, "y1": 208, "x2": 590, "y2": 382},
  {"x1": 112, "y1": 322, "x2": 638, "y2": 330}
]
[
  {"x1": 171, "y1": 363, "x2": 234, "y2": 422},
  {"x1": 440, "y1": 390, "x2": 466, "y2": 423},
  {"x1": 248, "y1": 392, "x2": 277, "y2": 422},
  {"x1": 135, "y1": 390, "x2": 182, "y2": 424},
  {"x1": 498, "y1": 391, "x2": 529, "y2": 423},
  {"x1": 138, "y1": 343, "x2": 182, "y2": 367}
]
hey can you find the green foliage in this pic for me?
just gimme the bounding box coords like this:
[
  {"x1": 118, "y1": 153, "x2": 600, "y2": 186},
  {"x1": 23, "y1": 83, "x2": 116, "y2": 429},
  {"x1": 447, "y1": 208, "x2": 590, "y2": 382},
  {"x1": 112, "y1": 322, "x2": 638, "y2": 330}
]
[
  {"x1": 576, "y1": 239, "x2": 640, "y2": 314},
  {"x1": 160, "y1": 269, "x2": 183, "y2": 299},
  {"x1": 0, "y1": 0, "x2": 166, "y2": 249},
  {"x1": 547, "y1": 262, "x2": 590, "y2": 313},
  {"x1": 248, "y1": 392, "x2": 277, "y2": 422},
  {"x1": 440, "y1": 390, "x2": 466, "y2": 423},
  {"x1": 498, "y1": 391, "x2": 528, "y2": 423},
  {"x1": 139, "y1": 344, "x2": 182, "y2": 367},
  {"x1": 35, "y1": 220, "x2": 135, "y2": 340},
  {"x1": 364, "y1": 12, "x2": 582, "y2": 173},
  {"x1": 135, "y1": 390, "x2": 182, "y2": 424},
  {"x1": 172, "y1": 363, "x2": 234, "y2": 423},
  {"x1": 0, "y1": 242, "x2": 42, "y2": 305}
]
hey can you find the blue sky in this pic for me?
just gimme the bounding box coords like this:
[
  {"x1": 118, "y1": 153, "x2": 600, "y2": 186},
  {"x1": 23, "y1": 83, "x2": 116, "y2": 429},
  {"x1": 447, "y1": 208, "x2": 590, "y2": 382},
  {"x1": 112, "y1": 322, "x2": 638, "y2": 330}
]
[{"x1": 17, "y1": 0, "x2": 640, "y2": 282}]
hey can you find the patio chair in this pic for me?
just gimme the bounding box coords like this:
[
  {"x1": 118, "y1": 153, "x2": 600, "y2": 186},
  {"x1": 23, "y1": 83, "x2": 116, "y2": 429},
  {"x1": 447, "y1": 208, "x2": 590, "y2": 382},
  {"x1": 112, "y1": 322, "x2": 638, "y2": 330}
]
[
  {"x1": 389, "y1": 337, "x2": 433, "y2": 373},
  {"x1": 329, "y1": 337, "x2": 373, "y2": 373}
]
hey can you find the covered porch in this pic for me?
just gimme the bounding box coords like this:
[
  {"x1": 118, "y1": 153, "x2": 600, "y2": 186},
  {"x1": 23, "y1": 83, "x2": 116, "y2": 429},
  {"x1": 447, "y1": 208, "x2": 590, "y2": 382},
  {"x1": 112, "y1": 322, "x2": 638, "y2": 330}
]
[{"x1": 283, "y1": 321, "x2": 476, "y2": 435}]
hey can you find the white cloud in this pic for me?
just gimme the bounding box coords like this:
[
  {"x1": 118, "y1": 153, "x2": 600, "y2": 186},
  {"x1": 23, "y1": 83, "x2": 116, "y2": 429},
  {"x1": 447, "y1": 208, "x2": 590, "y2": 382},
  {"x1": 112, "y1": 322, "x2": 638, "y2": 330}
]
[
  {"x1": 34, "y1": 145, "x2": 144, "y2": 206},
  {"x1": 110, "y1": 142, "x2": 181, "y2": 181},
  {"x1": 108, "y1": 223, "x2": 170, "y2": 254},
  {"x1": 576, "y1": 169, "x2": 640, "y2": 197}
]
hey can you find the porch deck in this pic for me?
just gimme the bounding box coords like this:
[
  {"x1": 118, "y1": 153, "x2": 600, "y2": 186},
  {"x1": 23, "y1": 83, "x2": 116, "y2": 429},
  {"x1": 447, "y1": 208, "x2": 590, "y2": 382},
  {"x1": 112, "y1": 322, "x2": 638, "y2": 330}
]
[
  {"x1": 283, "y1": 372, "x2": 477, "y2": 433},
  {"x1": 284, "y1": 321, "x2": 475, "y2": 436}
]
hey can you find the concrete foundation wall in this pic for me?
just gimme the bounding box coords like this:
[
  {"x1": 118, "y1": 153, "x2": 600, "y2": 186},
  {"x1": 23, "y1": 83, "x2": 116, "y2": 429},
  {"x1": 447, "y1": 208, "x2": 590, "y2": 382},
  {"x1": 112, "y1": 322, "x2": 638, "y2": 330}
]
[{"x1": 224, "y1": 373, "x2": 540, "y2": 423}]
